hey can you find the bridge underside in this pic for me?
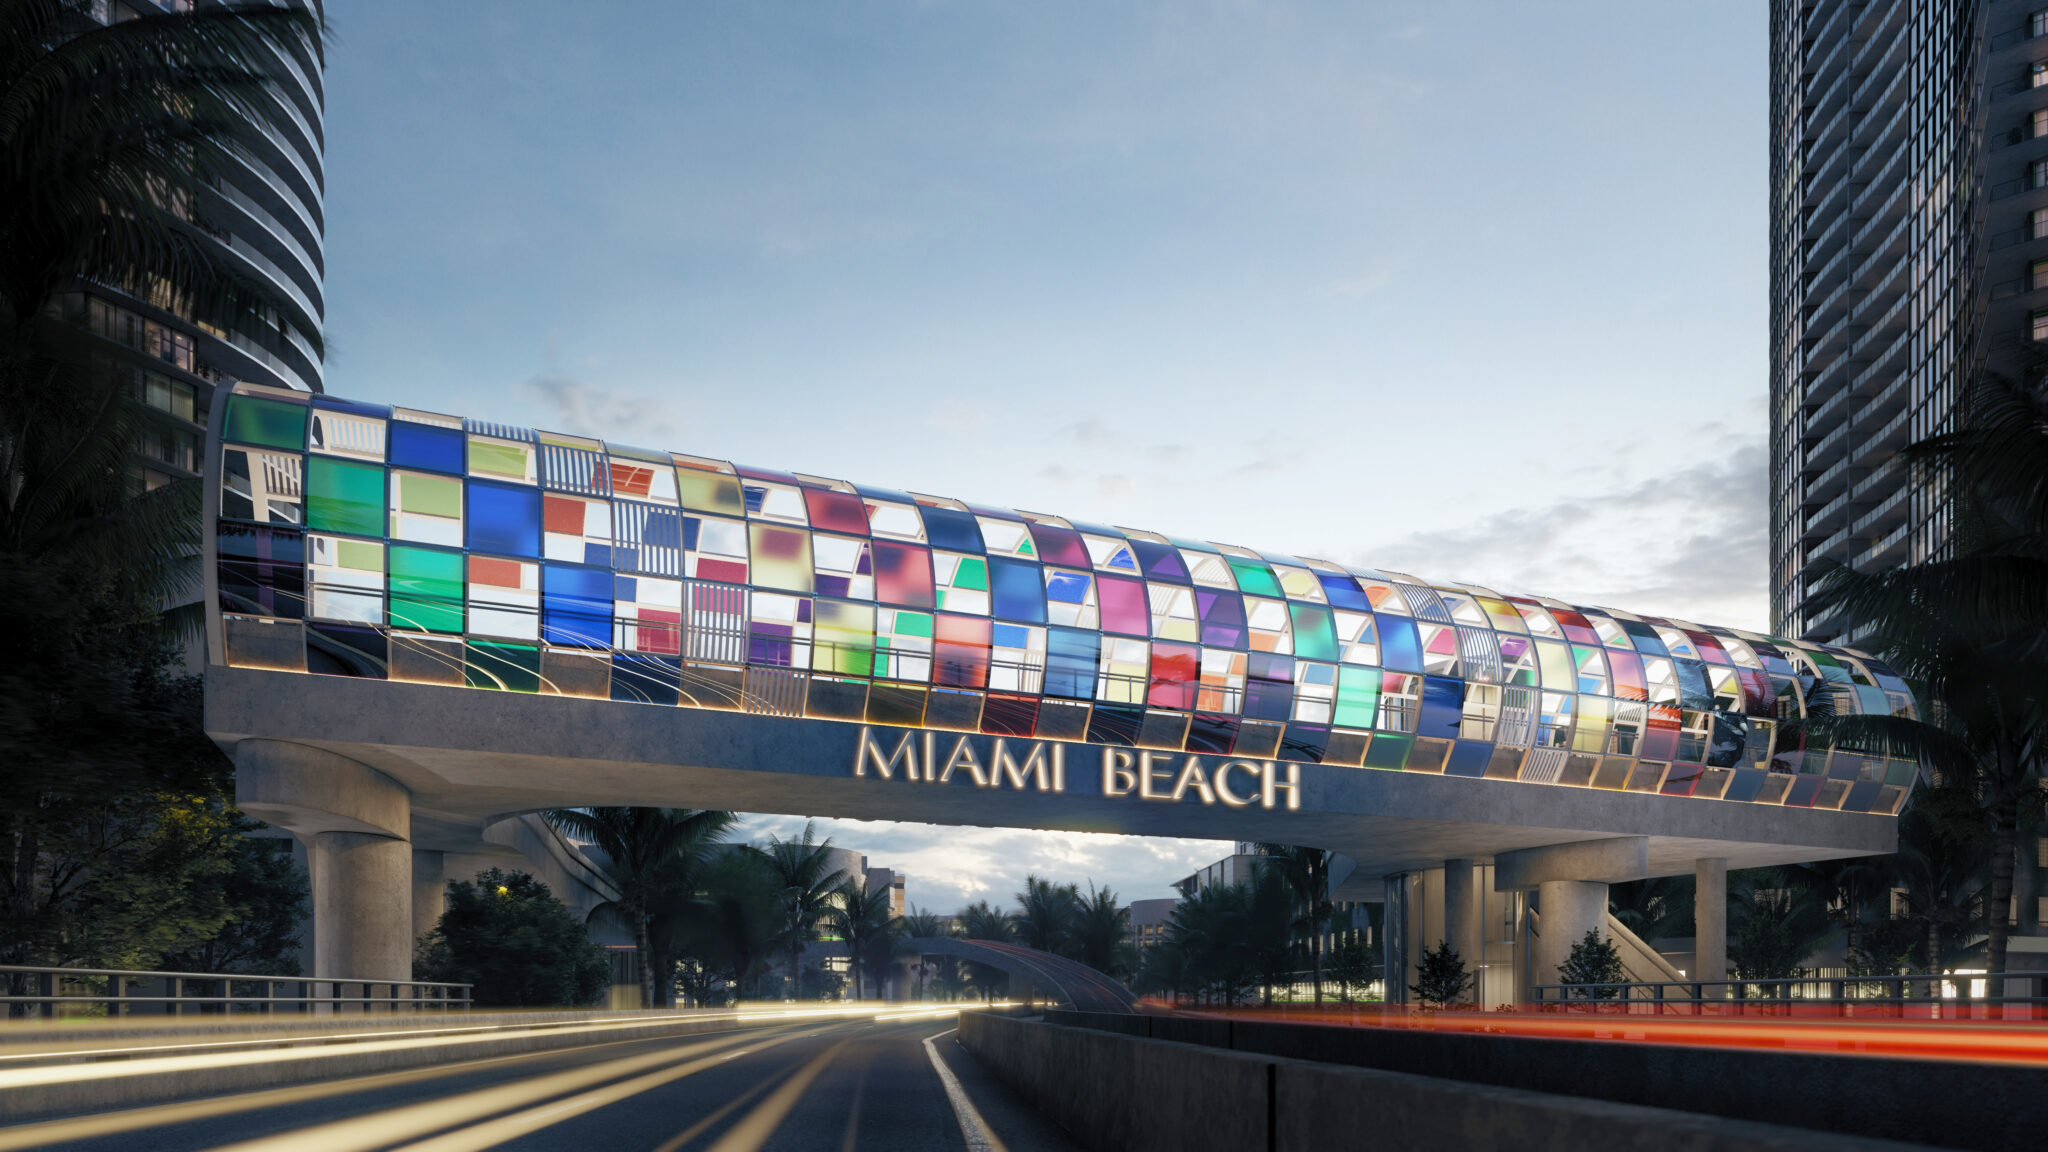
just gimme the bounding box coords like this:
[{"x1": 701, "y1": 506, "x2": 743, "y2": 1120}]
[{"x1": 209, "y1": 665, "x2": 1893, "y2": 903}]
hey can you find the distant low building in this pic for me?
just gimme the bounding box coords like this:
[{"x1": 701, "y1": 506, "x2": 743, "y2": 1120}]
[{"x1": 1126, "y1": 898, "x2": 1178, "y2": 949}]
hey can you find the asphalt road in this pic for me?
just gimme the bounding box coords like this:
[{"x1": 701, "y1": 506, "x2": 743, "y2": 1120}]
[{"x1": 3, "y1": 1012, "x2": 1082, "y2": 1152}]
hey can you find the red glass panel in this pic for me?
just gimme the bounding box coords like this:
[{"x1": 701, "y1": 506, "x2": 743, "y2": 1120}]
[
  {"x1": 933, "y1": 614, "x2": 991, "y2": 689},
  {"x1": 804, "y1": 489, "x2": 871, "y2": 535},
  {"x1": 1641, "y1": 704, "x2": 1682, "y2": 759},
  {"x1": 1608, "y1": 650, "x2": 1647, "y2": 701},
  {"x1": 1147, "y1": 642, "x2": 1200, "y2": 710},
  {"x1": 1027, "y1": 523, "x2": 1090, "y2": 567},
  {"x1": 1098, "y1": 575, "x2": 1149, "y2": 635},
  {"x1": 873, "y1": 540, "x2": 935, "y2": 608}
]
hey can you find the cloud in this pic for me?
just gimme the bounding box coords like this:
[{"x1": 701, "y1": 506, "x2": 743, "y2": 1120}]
[
  {"x1": 1330, "y1": 258, "x2": 1399, "y2": 297},
  {"x1": 525, "y1": 372, "x2": 681, "y2": 442},
  {"x1": 729, "y1": 813, "x2": 1230, "y2": 914},
  {"x1": 1360, "y1": 436, "x2": 1771, "y2": 631}
]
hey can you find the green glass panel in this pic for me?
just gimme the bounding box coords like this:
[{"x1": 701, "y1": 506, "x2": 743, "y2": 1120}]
[
  {"x1": 1226, "y1": 558, "x2": 1282, "y2": 597},
  {"x1": 398, "y1": 472, "x2": 462, "y2": 518},
  {"x1": 888, "y1": 610, "x2": 933, "y2": 638},
  {"x1": 469, "y1": 440, "x2": 531, "y2": 480},
  {"x1": 1290, "y1": 604, "x2": 1340, "y2": 662},
  {"x1": 1535, "y1": 640, "x2": 1575, "y2": 690},
  {"x1": 306, "y1": 458, "x2": 386, "y2": 536},
  {"x1": 952, "y1": 557, "x2": 988, "y2": 591},
  {"x1": 678, "y1": 469, "x2": 745, "y2": 515},
  {"x1": 814, "y1": 599, "x2": 875, "y2": 677},
  {"x1": 1362, "y1": 733, "x2": 1411, "y2": 770},
  {"x1": 223, "y1": 395, "x2": 306, "y2": 450},
  {"x1": 466, "y1": 640, "x2": 540, "y2": 692},
  {"x1": 1334, "y1": 665, "x2": 1380, "y2": 728},
  {"x1": 336, "y1": 538, "x2": 382, "y2": 572},
  {"x1": 389, "y1": 545, "x2": 464, "y2": 634}
]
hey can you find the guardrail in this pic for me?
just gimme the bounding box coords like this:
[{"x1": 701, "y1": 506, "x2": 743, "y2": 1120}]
[
  {"x1": 1, "y1": 964, "x2": 471, "y2": 1017},
  {"x1": 1530, "y1": 971, "x2": 2048, "y2": 1017}
]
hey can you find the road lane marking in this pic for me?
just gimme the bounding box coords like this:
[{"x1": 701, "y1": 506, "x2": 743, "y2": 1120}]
[
  {"x1": 385, "y1": 1029, "x2": 839, "y2": 1152},
  {"x1": 647, "y1": 1063, "x2": 786, "y2": 1152},
  {"x1": 923, "y1": 1028, "x2": 1007, "y2": 1152},
  {"x1": 0, "y1": 1029, "x2": 731, "y2": 1152},
  {"x1": 701, "y1": 1037, "x2": 853, "y2": 1152},
  {"x1": 199, "y1": 1027, "x2": 796, "y2": 1152}
]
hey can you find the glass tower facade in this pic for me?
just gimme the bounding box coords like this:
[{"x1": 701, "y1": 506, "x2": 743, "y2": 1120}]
[
  {"x1": 72, "y1": 0, "x2": 327, "y2": 491},
  {"x1": 1769, "y1": 1, "x2": 2048, "y2": 641}
]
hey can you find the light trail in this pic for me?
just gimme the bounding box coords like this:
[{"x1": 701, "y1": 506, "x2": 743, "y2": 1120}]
[
  {"x1": 201, "y1": 1026, "x2": 810, "y2": 1152},
  {"x1": 1178, "y1": 1005, "x2": 2048, "y2": 1067}
]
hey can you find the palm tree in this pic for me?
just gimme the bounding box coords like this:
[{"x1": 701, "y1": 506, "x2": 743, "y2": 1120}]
[
  {"x1": 825, "y1": 878, "x2": 897, "y2": 1002},
  {"x1": 755, "y1": 821, "x2": 848, "y2": 999},
  {"x1": 1252, "y1": 843, "x2": 1335, "y2": 1002},
  {"x1": 1070, "y1": 883, "x2": 1130, "y2": 977},
  {"x1": 1807, "y1": 364, "x2": 2048, "y2": 979},
  {"x1": 542, "y1": 807, "x2": 735, "y2": 1009},
  {"x1": 669, "y1": 848, "x2": 782, "y2": 1003},
  {"x1": 957, "y1": 900, "x2": 1012, "y2": 943},
  {"x1": 1012, "y1": 875, "x2": 1079, "y2": 956}
]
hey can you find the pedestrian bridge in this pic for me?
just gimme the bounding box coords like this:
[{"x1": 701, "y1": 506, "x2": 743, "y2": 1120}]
[{"x1": 203, "y1": 386, "x2": 1912, "y2": 997}]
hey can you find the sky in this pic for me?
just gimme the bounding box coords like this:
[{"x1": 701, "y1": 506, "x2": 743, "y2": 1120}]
[{"x1": 320, "y1": 2, "x2": 1767, "y2": 913}]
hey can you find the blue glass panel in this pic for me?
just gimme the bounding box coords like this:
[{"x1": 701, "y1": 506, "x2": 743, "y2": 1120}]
[
  {"x1": 1620, "y1": 620, "x2": 1668, "y2": 657},
  {"x1": 389, "y1": 422, "x2": 465, "y2": 474},
  {"x1": 1044, "y1": 628, "x2": 1099, "y2": 699},
  {"x1": 1445, "y1": 740, "x2": 1492, "y2": 778},
  {"x1": 612, "y1": 653, "x2": 680, "y2": 705},
  {"x1": 1045, "y1": 570, "x2": 1091, "y2": 604},
  {"x1": 1243, "y1": 680, "x2": 1292, "y2": 722},
  {"x1": 1280, "y1": 723, "x2": 1329, "y2": 763},
  {"x1": 1086, "y1": 704, "x2": 1143, "y2": 747},
  {"x1": 1130, "y1": 540, "x2": 1190, "y2": 583},
  {"x1": 1187, "y1": 713, "x2": 1239, "y2": 754},
  {"x1": 313, "y1": 396, "x2": 391, "y2": 418},
  {"x1": 1377, "y1": 614, "x2": 1423, "y2": 673},
  {"x1": 921, "y1": 507, "x2": 983, "y2": 552},
  {"x1": 1419, "y1": 676, "x2": 1464, "y2": 739},
  {"x1": 1316, "y1": 572, "x2": 1371, "y2": 611},
  {"x1": 989, "y1": 557, "x2": 1046, "y2": 623},
  {"x1": 468, "y1": 481, "x2": 541, "y2": 557},
  {"x1": 542, "y1": 562, "x2": 613, "y2": 648}
]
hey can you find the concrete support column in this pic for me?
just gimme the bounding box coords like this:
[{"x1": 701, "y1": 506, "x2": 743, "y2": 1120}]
[
  {"x1": 1443, "y1": 858, "x2": 1481, "y2": 1003},
  {"x1": 234, "y1": 740, "x2": 413, "y2": 983},
  {"x1": 1494, "y1": 837, "x2": 1645, "y2": 1003},
  {"x1": 412, "y1": 850, "x2": 447, "y2": 947},
  {"x1": 1695, "y1": 857, "x2": 1728, "y2": 985},
  {"x1": 1535, "y1": 880, "x2": 1610, "y2": 991}
]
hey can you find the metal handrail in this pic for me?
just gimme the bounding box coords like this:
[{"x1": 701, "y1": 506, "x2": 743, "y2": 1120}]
[
  {"x1": 0, "y1": 963, "x2": 471, "y2": 1018},
  {"x1": 1531, "y1": 971, "x2": 2048, "y2": 1016}
]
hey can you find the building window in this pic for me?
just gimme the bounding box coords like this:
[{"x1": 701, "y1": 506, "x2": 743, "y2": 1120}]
[
  {"x1": 2032, "y1": 260, "x2": 2048, "y2": 291},
  {"x1": 2033, "y1": 208, "x2": 2048, "y2": 241},
  {"x1": 2031, "y1": 158, "x2": 2048, "y2": 190},
  {"x1": 2031, "y1": 309, "x2": 2048, "y2": 341},
  {"x1": 2034, "y1": 61, "x2": 2048, "y2": 88},
  {"x1": 2034, "y1": 10, "x2": 2048, "y2": 37}
]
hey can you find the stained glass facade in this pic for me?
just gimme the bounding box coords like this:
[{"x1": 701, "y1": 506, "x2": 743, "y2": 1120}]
[{"x1": 212, "y1": 387, "x2": 1920, "y2": 815}]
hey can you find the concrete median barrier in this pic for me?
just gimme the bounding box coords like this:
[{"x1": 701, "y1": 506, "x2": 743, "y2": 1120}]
[{"x1": 961, "y1": 1013, "x2": 1933, "y2": 1152}]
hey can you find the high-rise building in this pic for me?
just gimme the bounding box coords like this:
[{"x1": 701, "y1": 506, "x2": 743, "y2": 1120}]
[
  {"x1": 1767, "y1": 1, "x2": 2048, "y2": 642},
  {"x1": 70, "y1": 0, "x2": 326, "y2": 491}
]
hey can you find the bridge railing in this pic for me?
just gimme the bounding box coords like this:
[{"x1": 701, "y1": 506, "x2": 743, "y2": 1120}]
[
  {"x1": 1, "y1": 964, "x2": 471, "y2": 1018},
  {"x1": 1530, "y1": 972, "x2": 2048, "y2": 1018}
]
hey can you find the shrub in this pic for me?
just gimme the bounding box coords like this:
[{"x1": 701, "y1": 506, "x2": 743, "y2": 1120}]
[{"x1": 416, "y1": 869, "x2": 609, "y2": 1007}]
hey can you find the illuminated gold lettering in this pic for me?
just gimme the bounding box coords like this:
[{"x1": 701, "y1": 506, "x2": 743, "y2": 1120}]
[
  {"x1": 1102, "y1": 749, "x2": 1137, "y2": 797},
  {"x1": 1215, "y1": 760, "x2": 1259, "y2": 808},
  {"x1": 1052, "y1": 744, "x2": 1066, "y2": 793},
  {"x1": 939, "y1": 737, "x2": 989, "y2": 787},
  {"x1": 1263, "y1": 761, "x2": 1301, "y2": 810},
  {"x1": 1170, "y1": 756, "x2": 1216, "y2": 804},
  {"x1": 992, "y1": 739, "x2": 1052, "y2": 791},
  {"x1": 1138, "y1": 751, "x2": 1173, "y2": 800},
  {"x1": 853, "y1": 727, "x2": 919, "y2": 781},
  {"x1": 924, "y1": 732, "x2": 936, "y2": 784}
]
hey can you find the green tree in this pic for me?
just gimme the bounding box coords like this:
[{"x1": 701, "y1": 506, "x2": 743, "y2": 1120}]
[
  {"x1": 826, "y1": 878, "x2": 897, "y2": 1001},
  {"x1": 158, "y1": 824, "x2": 307, "y2": 975},
  {"x1": 542, "y1": 807, "x2": 736, "y2": 1009},
  {"x1": 1328, "y1": 934, "x2": 1378, "y2": 1002},
  {"x1": 1807, "y1": 364, "x2": 2048, "y2": 978},
  {"x1": 1607, "y1": 875, "x2": 1694, "y2": 944},
  {"x1": 1012, "y1": 875, "x2": 1079, "y2": 956},
  {"x1": 958, "y1": 899, "x2": 1012, "y2": 943},
  {"x1": 415, "y1": 869, "x2": 608, "y2": 1008},
  {"x1": 1252, "y1": 842, "x2": 1335, "y2": 1003},
  {"x1": 1728, "y1": 870, "x2": 1831, "y2": 981},
  {"x1": 755, "y1": 821, "x2": 848, "y2": 999},
  {"x1": 1070, "y1": 883, "x2": 1131, "y2": 977},
  {"x1": 1408, "y1": 941, "x2": 1473, "y2": 1010},
  {"x1": 1556, "y1": 930, "x2": 1626, "y2": 999},
  {"x1": 669, "y1": 848, "x2": 782, "y2": 1002}
]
